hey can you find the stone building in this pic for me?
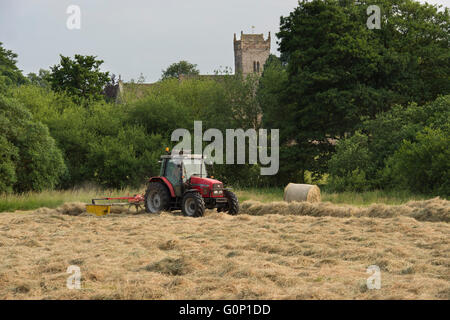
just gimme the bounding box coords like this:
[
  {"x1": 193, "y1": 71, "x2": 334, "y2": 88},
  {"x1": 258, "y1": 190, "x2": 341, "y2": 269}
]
[{"x1": 234, "y1": 31, "x2": 271, "y2": 76}]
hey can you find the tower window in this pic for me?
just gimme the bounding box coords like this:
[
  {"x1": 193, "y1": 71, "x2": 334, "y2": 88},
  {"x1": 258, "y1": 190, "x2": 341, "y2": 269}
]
[
  {"x1": 257, "y1": 61, "x2": 260, "y2": 73},
  {"x1": 253, "y1": 61, "x2": 257, "y2": 72}
]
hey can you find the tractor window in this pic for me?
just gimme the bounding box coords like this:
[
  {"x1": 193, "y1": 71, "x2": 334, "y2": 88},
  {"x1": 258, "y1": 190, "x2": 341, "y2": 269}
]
[
  {"x1": 165, "y1": 159, "x2": 182, "y2": 187},
  {"x1": 183, "y1": 159, "x2": 207, "y2": 179}
]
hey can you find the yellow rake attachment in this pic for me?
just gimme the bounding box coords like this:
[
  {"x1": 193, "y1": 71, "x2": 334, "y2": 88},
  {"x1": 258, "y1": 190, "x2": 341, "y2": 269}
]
[
  {"x1": 86, "y1": 204, "x2": 111, "y2": 216},
  {"x1": 86, "y1": 195, "x2": 145, "y2": 216}
]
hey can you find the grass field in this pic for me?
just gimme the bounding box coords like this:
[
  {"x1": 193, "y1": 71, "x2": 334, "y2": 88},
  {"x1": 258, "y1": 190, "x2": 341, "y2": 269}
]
[
  {"x1": 0, "y1": 189, "x2": 448, "y2": 300},
  {"x1": 0, "y1": 187, "x2": 435, "y2": 213},
  {"x1": 0, "y1": 206, "x2": 448, "y2": 299}
]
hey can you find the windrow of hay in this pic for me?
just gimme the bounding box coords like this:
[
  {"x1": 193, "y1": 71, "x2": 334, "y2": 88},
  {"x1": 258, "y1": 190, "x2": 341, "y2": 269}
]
[
  {"x1": 283, "y1": 184, "x2": 321, "y2": 203},
  {"x1": 240, "y1": 197, "x2": 450, "y2": 223},
  {"x1": 34, "y1": 202, "x2": 86, "y2": 216},
  {"x1": 28, "y1": 197, "x2": 450, "y2": 223}
]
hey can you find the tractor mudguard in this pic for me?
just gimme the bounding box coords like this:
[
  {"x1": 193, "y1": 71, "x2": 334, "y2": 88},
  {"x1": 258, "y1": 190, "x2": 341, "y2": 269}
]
[{"x1": 148, "y1": 177, "x2": 176, "y2": 198}]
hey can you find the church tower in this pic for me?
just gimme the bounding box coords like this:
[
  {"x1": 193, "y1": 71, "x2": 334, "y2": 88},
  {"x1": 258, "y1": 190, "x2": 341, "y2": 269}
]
[{"x1": 234, "y1": 31, "x2": 271, "y2": 76}]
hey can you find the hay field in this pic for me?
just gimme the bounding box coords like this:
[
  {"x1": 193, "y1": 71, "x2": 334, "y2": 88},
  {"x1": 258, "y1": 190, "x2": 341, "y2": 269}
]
[{"x1": 1, "y1": 199, "x2": 449, "y2": 300}]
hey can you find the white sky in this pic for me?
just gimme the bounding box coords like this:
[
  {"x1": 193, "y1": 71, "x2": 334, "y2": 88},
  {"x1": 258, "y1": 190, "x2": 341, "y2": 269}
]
[{"x1": 1, "y1": 0, "x2": 448, "y2": 82}]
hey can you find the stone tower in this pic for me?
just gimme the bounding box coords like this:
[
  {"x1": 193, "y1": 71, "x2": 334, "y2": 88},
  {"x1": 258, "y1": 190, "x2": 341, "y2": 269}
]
[{"x1": 234, "y1": 31, "x2": 271, "y2": 76}]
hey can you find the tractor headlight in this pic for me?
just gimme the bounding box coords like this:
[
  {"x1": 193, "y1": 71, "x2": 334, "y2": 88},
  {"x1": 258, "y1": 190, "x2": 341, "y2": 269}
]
[{"x1": 213, "y1": 190, "x2": 223, "y2": 195}]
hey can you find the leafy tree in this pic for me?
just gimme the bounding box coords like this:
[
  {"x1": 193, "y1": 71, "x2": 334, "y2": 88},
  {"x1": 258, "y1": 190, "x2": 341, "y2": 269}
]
[
  {"x1": 49, "y1": 54, "x2": 110, "y2": 103},
  {"x1": 361, "y1": 96, "x2": 450, "y2": 180},
  {"x1": 11, "y1": 84, "x2": 171, "y2": 189},
  {"x1": 275, "y1": 0, "x2": 450, "y2": 180},
  {"x1": 27, "y1": 69, "x2": 51, "y2": 88},
  {"x1": 258, "y1": 55, "x2": 288, "y2": 129},
  {"x1": 0, "y1": 42, "x2": 27, "y2": 92},
  {"x1": 327, "y1": 132, "x2": 373, "y2": 192},
  {"x1": 161, "y1": 60, "x2": 200, "y2": 80},
  {"x1": 0, "y1": 95, "x2": 66, "y2": 192},
  {"x1": 327, "y1": 95, "x2": 450, "y2": 193},
  {"x1": 88, "y1": 127, "x2": 166, "y2": 189},
  {"x1": 0, "y1": 135, "x2": 18, "y2": 193},
  {"x1": 384, "y1": 126, "x2": 449, "y2": 195},
  {"x1": 222, "y1": 73, "x2": 261, "y2": 130},
  {"x1": 258, "y1": 55, "x2": 296, "y2": 185}
]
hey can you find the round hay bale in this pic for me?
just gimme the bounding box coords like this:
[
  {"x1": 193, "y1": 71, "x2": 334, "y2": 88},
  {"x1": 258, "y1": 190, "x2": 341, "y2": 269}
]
[{"x1": 283, "y1": 183, "x2": 321, "y2": 203}]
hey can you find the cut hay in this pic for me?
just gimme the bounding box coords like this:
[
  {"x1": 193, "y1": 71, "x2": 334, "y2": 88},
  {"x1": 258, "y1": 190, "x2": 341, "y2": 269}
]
[
  {"x1": 240, "y1": 197, "x2": 450, "y2": 223},
  {"x1": 29, "y1": 197, "x2": 450, "y2": 223},
  {"x1": 2, "y1": 203, "x2": 449, "y2": 299},
  {"x1": 283, "y1": 183, "x2": 321, "y2": 203},
  {"x1": 34, "y1": 202, "x2": 86, "y2": 216},
  {"x1": 33, "y1": 202, "x2": 143, "y2": 216}
]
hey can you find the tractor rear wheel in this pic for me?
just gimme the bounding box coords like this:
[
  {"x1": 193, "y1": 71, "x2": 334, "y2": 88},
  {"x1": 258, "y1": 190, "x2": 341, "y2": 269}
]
[
  {"x1": 182, "y1": 192, "x2": 205, "y2": 217},
  {"x1": 145, "y1": 182, "x2": 170, "y2": 213},
  {"x1": 223, "y1": 190, "x2": 239, "y2": 215}
]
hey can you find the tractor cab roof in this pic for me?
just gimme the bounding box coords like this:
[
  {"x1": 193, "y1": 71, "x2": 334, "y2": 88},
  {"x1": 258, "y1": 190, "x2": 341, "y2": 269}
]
[{"x1": 160, "y1": 154, "x2": 204, "y2": 160}]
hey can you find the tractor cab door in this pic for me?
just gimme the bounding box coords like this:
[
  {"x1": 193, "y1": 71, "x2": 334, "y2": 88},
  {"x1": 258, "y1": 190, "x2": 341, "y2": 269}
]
[{"x1": 164, "y1": 159, "x2": 183, "y2": 197}]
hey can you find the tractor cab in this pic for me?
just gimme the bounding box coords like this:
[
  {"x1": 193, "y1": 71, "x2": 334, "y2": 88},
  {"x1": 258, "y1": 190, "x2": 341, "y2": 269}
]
[
  {"x1": 144, "y1": 152, "x2": 239, "y2": 217},
  {"x1": 160, "y1": 154, "x2": 208, "y2": 197}
]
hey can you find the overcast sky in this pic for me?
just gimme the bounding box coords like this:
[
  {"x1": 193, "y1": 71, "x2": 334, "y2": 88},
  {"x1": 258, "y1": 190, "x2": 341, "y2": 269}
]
[{"x1": 1, "y1": 0, "x2": 449, "y2": 82}]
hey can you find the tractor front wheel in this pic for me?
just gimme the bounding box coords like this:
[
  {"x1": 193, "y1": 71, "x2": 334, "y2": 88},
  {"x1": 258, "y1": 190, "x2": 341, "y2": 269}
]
[
  {"x1": 182, "y1": 192, "x2": 205, "y2": 217},
  {"x1": 145, "y1": 182, "x2": 170, "y2": 213},
  {"x1": 223, "y1": 190, "x2": 239, "y2": 215}
]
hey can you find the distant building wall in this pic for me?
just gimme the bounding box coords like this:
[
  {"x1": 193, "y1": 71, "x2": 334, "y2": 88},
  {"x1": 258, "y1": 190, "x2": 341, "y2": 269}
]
[{"x1": 234, "y1": 31, "x2": 271, "y2": 76}]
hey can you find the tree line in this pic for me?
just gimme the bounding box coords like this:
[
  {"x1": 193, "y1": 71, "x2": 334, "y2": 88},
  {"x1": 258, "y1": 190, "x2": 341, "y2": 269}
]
[{"x1": 0, "y1": 0, "x2": 448, "y2": 195}]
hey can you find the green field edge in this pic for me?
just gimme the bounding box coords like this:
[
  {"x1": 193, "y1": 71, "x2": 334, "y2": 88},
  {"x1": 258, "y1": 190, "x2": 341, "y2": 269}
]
[{"x1": 0, "y1": 187, "x2": 444, "y2": 213}]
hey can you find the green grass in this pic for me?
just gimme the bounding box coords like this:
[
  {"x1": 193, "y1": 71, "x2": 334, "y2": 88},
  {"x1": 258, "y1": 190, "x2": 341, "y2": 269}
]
[
  {"x1": 235, "y1": 188, "x2": 433, "y2": 206},
  {"x1": 321, "y1": 189, "x2": 432, "y2": 206},
  {"x1": 0, "y1": 188, "x2": 142, "y2": 213},
  {"x1": 0, "y1": 187, "x2": 440, "y2": 213},
  {"x1": 235, "y1": 188, "x2": 284, "y2": 203}
]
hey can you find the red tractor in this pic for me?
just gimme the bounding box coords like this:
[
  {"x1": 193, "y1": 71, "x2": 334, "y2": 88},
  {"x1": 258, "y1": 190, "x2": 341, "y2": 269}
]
[{"x1": 144, "y1": 152, "x2": 239, "y2": 217}]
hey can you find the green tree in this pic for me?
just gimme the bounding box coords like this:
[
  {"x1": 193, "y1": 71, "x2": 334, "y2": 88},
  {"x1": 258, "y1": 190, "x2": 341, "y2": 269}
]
[
  {"x1": 161, "y1": 60, "x2": 200, "y2": 80},
  {"x1": 49, "y1": 54, "x2": 110, "y2": 103},
  {"x1": 327, "y1": 132, "x2": 373, "y2": 192},
  {"x1": 0, "y1": 95, "x2": 66, "y2": 192},
  {"x1": 0, "y1": 42, "x2": 27, "y2": 92},
  {"x1": 276, "y1": 0, "x2": 450, "y2": 180},
  {"x1": 384, "y1": 126, "x2": 449, "y2": 195},
  {"x1": 361, "y1": 96, "x2": 450, "y2": 181},
  {"x1": 0, "y1": 135, "x2": 18, "y2": 193},
  {"x1": 327, "y1": 95, "x2": 450, "y2": 192},
  {"x1": 88, "y1": 127, "x2": 166, "y2": 189},
  {"x1": 27, "y1": 69, "x2": 51, "y2": 88},
  {"x1": 257, "y1": 55, "x2": 296, "y2": 185},
  {"x1": 222, "y1": 73, "x2": 261, "y2": 130}
]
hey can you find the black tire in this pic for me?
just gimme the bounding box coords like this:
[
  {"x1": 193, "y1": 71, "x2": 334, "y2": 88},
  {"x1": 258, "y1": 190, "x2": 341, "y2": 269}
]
[
  {"x1": 144, "y1": 182, "x2": 170, "y2": 213},
  {"x1": 181, "y1": 192, "x2": 205, "y2": 217},
  {"x1": 223, "y1": 190, "x2": 239, "y2": 215}
]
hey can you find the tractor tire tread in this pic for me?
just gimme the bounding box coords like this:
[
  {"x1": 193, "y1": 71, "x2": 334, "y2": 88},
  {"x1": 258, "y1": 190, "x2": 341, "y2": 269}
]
[
  {"x1": 144, "y1": 181, "x2": 170, "y2": 213},
  {"x1": 224, "y1": 190, "x2": 239, "y2": 215},
  {"x1": 182, "y1": 192, "x2": 205, "y2": 218}
]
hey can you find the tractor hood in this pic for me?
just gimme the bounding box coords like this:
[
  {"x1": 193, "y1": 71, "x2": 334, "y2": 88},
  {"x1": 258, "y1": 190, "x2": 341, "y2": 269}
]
[{"x1": 190, "y1": 176, "x2": 223, "y2": 188}]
